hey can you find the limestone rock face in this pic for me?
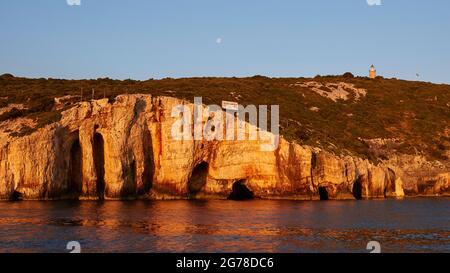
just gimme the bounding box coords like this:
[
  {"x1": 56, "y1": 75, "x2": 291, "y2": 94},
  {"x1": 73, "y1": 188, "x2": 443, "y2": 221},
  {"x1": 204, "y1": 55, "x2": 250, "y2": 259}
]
[{"x1": 0, "y1": 94, "x2": 448, "y2": 200}]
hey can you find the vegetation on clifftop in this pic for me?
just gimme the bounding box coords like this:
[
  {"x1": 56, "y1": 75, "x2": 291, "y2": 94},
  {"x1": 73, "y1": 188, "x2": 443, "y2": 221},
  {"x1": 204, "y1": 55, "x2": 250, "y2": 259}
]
[{"x1": 0, "y1": 74, "x2": 449, "y2": 162}]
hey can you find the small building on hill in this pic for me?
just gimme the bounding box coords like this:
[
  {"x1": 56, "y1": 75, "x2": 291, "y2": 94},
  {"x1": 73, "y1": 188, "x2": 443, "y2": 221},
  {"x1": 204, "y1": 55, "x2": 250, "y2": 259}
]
[{"x1": 369, "y1": 65, "x2": 377, "y2": 79}]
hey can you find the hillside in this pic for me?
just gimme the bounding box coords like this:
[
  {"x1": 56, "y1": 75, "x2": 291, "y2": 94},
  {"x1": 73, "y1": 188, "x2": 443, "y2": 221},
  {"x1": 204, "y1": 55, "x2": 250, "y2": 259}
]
[{"x1": 1, "y1": 73, "x2": 449, "y2": 164}]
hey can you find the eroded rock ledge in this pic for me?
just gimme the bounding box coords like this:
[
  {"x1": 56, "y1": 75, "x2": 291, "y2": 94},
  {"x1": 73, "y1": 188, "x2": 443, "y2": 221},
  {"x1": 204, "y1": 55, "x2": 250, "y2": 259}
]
[{"x1": 0, "y1": 95, "x2": 448, "y2": 200}]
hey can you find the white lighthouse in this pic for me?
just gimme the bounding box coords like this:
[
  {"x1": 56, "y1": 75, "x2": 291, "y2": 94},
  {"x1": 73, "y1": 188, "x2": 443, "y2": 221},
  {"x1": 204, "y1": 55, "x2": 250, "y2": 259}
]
[{"x1": 369, "y1": 65, "x2": 377, "y2": 79}]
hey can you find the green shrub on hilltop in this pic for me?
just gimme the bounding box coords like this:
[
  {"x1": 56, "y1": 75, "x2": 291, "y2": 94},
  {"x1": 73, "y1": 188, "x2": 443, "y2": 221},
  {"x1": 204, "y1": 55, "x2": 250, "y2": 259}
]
[
  {"x1": 343, "y1": 72, "x2": 354, "y2": 78},
  {"x1": 0, "y1": 73, "x2": 14, "y2": 79}
]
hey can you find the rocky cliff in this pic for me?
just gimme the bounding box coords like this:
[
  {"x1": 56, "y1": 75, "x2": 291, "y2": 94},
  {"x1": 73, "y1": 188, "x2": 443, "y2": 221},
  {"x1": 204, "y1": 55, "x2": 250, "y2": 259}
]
[{"x1": 0, "y1": 94, "x2": 449, "y2": 200}]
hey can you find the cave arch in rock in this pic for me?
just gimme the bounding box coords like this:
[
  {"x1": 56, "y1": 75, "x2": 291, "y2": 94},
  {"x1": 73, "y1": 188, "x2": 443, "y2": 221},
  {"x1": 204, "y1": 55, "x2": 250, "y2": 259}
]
[
  {"x1": 228, "y1": 180, "x2": 254, "y2": 200},
  {"x1": 120, "y1": 159, "x2": 138, "y2": 197},
  {"x1": 11, "y1": 191, "x2": 23, "y2": 201},
  {"x1": 93, "y1": 132, "x2": 105, "y2": 199},
  {"x1": 318, "y1": 187, "x2": 329, "y2": 200},
  {"x1": 188, "y1": 162, "x2": 209, "y2": 196},
  {"x1": 141, "y1": 125, "x2": 154, "y2": 195},
  {"x1": 385, "y1": 168, "x2": 396, "y2": 196},
  {"x1": 68, "y1": 138, "x2": 83, "y2": 198},
  {"x1": 352, "y1": 178, "x2": 363, "y2": 200}
]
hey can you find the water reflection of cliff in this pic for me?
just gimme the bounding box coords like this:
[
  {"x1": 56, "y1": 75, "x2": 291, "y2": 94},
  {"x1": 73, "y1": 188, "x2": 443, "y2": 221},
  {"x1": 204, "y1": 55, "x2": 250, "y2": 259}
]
[{"x1": 0, "y1": 199, "x2": 448, "y2": 253}]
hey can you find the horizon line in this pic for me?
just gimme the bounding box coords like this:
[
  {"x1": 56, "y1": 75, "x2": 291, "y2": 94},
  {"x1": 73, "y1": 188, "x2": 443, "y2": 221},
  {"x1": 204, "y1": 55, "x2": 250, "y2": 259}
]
[{"x1": 1, "y1": 72, "x2": 447, "y2": 85}]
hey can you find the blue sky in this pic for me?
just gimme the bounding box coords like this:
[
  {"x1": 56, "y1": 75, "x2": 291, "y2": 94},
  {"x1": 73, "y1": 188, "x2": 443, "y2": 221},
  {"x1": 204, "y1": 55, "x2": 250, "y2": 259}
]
[{"x1": 1, "y1": 0, "x2": 449, "y2": 83}]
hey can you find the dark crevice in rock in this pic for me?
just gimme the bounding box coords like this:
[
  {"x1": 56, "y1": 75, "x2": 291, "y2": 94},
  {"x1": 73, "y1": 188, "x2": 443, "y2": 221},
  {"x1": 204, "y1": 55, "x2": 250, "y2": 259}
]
[
  {"x1": 319, "y1": 187, "x2": 329, "y2": 200},
  {"x1": 352, "y1": 178, "x2": 363, "y2": 200},
  {"x1": 228, "y1": 180, "x2": 254, "y2": 200},
  {"x1": 68, "y1": 137, "x2": 83, "y2": 198},
  {"x1": 188, "y1": 162, "x2": 208, "y2": 197},
  {"x1": 310, "y1": 152, "x2": 317, "y2": 190},
  {"x1": 141, "y1": 124, "x2": 154, "y2": 194},
  {"x1": 11, "y1": 190, "x2": 23, "y2": 201},
  {"x1": 121, "y1": 159, "x2": 137, "y2": 197},
  {"x1": 385, "y1": 168, "x2": 396, "y2": 196},
  {"x1": 93, "y1": 132, "x2": 105, "y2": 199}
]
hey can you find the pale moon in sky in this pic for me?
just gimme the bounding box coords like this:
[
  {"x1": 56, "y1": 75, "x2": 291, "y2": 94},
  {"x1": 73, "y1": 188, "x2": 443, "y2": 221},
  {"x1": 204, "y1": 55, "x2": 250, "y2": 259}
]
[{"x1": 216, "y1": 38, "x2": 223, "y2": 44}]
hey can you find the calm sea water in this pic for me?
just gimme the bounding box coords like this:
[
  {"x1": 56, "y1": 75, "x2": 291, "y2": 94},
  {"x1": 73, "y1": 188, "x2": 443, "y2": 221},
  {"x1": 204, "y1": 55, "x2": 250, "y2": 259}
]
[{"x1": 0, "y1": 198, "x2": 449, "y2": 253}]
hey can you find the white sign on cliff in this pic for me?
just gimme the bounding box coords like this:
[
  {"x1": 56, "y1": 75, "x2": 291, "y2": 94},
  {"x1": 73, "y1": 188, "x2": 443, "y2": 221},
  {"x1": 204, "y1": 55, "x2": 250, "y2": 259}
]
[{"x1": 221, "y1": 101, "x2": 239, "y2": 111}]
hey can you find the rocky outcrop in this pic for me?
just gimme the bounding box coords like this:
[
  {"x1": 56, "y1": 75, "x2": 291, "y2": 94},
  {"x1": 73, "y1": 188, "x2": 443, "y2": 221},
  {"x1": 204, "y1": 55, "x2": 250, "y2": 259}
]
[
  {"x1": 0, "y1": 95, "x2": 449, "y2": 200},
  {"x1": 291, "y1": 81, "x2": 367, "y2": 102}
]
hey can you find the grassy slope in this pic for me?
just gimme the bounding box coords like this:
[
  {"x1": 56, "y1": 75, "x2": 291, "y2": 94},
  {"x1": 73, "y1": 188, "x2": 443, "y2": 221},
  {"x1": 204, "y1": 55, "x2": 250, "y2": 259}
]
[{"x1": 1, "y1": 74, "x2": 449, "y2": 162}]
